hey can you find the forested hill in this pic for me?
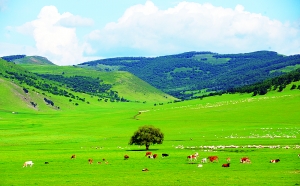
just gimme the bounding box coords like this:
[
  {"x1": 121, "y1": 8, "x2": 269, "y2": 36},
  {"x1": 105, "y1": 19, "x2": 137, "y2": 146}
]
[{"x1": 78, "y1": 51, "x2": 300, "y2": 99}]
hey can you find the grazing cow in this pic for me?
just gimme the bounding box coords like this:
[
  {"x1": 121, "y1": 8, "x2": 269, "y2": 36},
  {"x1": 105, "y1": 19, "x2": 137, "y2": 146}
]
[
  {"x1": 153, "y1": 154, "x2": 158, "y2": 159},
  {"x1": 162, "y1": 153, "x2": 169, "y2": 158},
  {"x1": 187, "y1": 155, "x2": 197, "y2": 161},
  {"x1": 187, "y1": 153, "x2": 198, "y2": 161},
  {"x1": 97, "y1": 162, "x2": 102, "y2": 164},
  {"x1": 208, "y1": 156, "x2": 219, "y2": 162},
  {"x1": 88, "y1": 158, "x2": 93, "y2": 164},
  {"x1": 71, "y1": 154, "x2": 76, "y2": 159},
  {"x1": 226, "y1": 157, "x2": 231, "y2": 162},
  {"x1": 23, "y1": 161, "x2": 34, "y2": 168},
  {"x1": 145, "y1": 152, "x2": 152, "y2": 157},
  {"x1": 240, "y1": 157, "x2": 251, "y2": 163},
  {"x1": 222, "y1": 163, "x2": 230, "y2": 167},
  {"x1": 270, "y1": 159, "x2": 280, "y2": 163},
  {"x1": 201, "y1": 158, "x2": 207, "y2": 163},
  {"x1": 142, "y1": 168, "x2": 149, "y2": 171},
  {"x1": 124, "y1": 155, "x2": 129, "y2": 160}
]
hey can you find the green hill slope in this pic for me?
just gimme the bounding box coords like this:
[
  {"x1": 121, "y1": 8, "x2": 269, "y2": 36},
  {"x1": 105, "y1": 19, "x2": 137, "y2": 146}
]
[{"x1": 19, "y1": 64, "x2": 176, "y2": 103}]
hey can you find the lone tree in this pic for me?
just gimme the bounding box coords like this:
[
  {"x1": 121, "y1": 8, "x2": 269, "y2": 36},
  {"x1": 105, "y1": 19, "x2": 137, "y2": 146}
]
[{"x1": 129, "y1": 125, "x2": 164, "y2": 150}]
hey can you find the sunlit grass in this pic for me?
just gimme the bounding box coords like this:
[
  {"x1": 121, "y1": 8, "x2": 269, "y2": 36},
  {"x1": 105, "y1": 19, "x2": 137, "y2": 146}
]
[{"x1": 0, "y1": 85, "x2": 299, "y2": 185}]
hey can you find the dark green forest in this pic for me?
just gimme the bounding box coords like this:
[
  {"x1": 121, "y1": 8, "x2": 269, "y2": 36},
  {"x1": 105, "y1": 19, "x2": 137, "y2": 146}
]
[{"x1": 79, "y1": 51, "x2": 300, "y2": 99}]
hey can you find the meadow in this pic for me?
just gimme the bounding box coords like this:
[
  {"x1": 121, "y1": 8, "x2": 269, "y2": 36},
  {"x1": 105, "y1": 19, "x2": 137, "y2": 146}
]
[{"x1": 0, "y1": 87, "x2": 300, "y2": 185}]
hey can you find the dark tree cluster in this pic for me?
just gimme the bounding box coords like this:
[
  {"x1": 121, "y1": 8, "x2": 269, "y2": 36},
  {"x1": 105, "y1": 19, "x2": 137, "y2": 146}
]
[
  {"x1": 5, "y1": 70, "x2": 77, "y2": 99},
  {"x1": 23, "y1": 87, "x2": 29, "y2": 94},
  {"x1": 30, "y1": 101, "x2": 37, "y2": 107},
  {"x1": 38, "y1": 74, "x2": 111, "y2": 94},
  {"x1": 44, "y1": 98, "x2": 54, "y2": 106},
  {"x1": 37, "y1": 74, "x2": 128, "y2": 102},
  {"x1": 1, "y1": 55, "x2": 26, "y2": 62}
]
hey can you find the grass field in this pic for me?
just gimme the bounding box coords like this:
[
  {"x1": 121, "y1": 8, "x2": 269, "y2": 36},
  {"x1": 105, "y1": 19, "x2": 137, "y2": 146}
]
[{"x1": 0, "y1": 86, "x2": 300, "y2": 185}]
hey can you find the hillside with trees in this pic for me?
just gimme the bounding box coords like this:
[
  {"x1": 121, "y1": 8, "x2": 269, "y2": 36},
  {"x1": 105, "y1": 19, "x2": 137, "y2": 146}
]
[
  {"x1": 79, "y1": 51, "x2": 300, "y2": 99},
  {"x1": 0, "y1": 57, "x2": 175, "y2": 109},
  {"x1": 227, "y1": 68, "x2": 300, "y2": 96},
  {"x1": 0, "y1": 58, "x2": 129, "y2": 110}
]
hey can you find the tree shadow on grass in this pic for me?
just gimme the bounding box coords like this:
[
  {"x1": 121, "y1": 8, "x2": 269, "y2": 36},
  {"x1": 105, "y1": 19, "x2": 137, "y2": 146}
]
[
  {"x1": 187, "y1": 162, "x2": 198, "y2": 164},
  {"x1": 126, "y1": 149, "x2": 159, "y2": 152}
]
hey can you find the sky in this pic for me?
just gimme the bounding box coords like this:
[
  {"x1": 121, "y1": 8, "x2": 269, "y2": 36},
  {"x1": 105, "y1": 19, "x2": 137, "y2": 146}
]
[{"x1": 0, "y1": 0, "x2": 299, "y2": 66}]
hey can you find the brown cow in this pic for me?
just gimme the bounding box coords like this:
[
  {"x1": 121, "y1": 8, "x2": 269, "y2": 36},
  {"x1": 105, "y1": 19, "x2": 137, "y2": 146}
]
[
  {"x1": 153, "y1": 154, "x2": 158, "y2": 159},
  {"x1": 88, "y1": 158, "x2": 93, "y2": 164},
  {"x1": 71, "y1": 154, "x2": 76, "y2": 159},
  {"x1": 208, "y1": 156, "x2": 219, "y2": 162},
  {"x1": 240, "y1": 157, "x2": 251, "y2": 163},
  {"x1": 222, "y1": 163, "x2": 230, "y2": 167},
  {"x1": 145, "y1": 152, "x2": 152, "y2": 157},
  {"x1": 226, "y1": 157, "x2": 231, "y2": 162},
  {"x1": 270, "y1": 159, "x2": 280, "y2": 163},
  {"x1": 124, "y1": 155, "x2": 129, "y2": 160}
]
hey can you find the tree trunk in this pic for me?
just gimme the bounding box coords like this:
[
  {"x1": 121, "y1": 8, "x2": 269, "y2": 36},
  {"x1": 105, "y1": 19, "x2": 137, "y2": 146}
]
[{"x1": 146, "y1": 144, "x2": 149, "y2": 150}]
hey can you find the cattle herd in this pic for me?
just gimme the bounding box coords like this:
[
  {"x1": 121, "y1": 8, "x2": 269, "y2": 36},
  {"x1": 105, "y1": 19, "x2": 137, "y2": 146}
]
[{"x1": 22, "y1": 152, "x2": 300, "y2": 170}]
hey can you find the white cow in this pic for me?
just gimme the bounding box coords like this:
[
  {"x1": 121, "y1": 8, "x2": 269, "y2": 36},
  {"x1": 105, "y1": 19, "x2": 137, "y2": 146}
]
[
  {"x1": 201, "y1": 158, "x2": 207, "y2": 163},
  {"x1": 23, "y1": 161, "x2": 34, "y2": 167}
]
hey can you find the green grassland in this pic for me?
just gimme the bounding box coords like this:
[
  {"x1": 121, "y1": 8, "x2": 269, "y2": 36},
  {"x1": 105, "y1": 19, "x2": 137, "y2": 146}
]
[
  {"x1": 193, "y1": 53, "x2": 230, "y2": 64},
  {"x1": 0, "y1": 80, "x2": 299, "y2": 185},
  {"x1": 271, "y1": 64, "x2": 300, "y2": 73}
]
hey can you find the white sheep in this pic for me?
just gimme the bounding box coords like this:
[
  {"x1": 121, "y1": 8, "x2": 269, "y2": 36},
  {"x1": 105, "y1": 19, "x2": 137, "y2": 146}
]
[{"x1": 23, "y1": 161, "x2": 34, "y2": 168}]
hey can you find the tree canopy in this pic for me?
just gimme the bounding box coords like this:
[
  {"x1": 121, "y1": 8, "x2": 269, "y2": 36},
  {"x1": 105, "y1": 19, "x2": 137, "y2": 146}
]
[{"x1": 129, "y1": 125, "x2": 164, "y2": 150}]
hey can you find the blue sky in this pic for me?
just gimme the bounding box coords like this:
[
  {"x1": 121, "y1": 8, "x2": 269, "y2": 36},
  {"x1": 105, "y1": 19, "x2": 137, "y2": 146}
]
[{"x1": 0, "y1": 0, "x2": 299, "y2": 65}]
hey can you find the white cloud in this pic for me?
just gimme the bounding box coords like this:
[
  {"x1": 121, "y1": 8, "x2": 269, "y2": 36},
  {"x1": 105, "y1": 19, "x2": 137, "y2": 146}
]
[
  {"x1": 15, "y1": 5, "x2": 94, "y2": 65},
  {"x1": 57, "y1": 15, "x2": 94, "y2": 27},
  {"x1": 87, "y1": 1, "x2": 300, "y2": 56}
]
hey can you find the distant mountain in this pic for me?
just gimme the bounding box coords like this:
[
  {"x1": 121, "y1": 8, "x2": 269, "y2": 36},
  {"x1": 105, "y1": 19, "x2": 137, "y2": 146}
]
[
  {"x1": 1, "y1": 55, "x2": 55, "y2": 65},
  {"x1": 78, "y1": 51, "x2": 300, "y2": 99}
]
